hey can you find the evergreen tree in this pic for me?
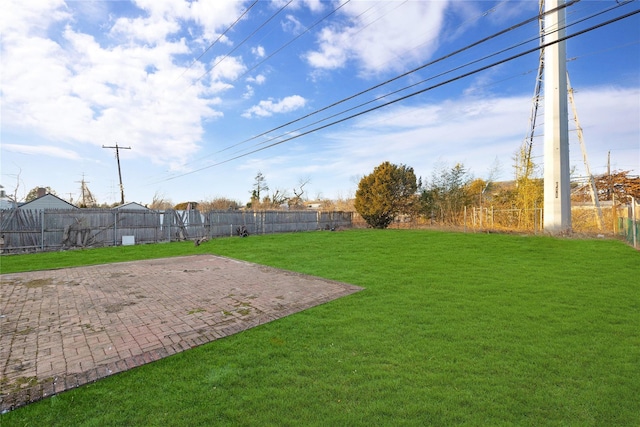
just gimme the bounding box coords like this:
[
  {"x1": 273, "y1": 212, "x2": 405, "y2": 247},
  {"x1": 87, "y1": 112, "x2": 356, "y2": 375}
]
[{"x1": 355, "y1": 161, "x2": 417, "y2": 229}]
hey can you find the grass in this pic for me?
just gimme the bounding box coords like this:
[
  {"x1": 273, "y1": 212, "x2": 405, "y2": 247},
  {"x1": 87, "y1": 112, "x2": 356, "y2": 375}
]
[{"x1": 1, "y1": 229, "x2": 639, "y2": 426}]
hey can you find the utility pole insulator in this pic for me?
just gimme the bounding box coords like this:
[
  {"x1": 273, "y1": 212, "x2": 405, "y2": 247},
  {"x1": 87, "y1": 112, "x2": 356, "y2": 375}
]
[{"x1": 102, "y1": 143, "x2": 131, "y2": 205}]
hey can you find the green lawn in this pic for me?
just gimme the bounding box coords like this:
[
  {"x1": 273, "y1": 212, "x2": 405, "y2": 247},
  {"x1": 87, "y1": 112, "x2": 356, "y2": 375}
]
[{"x1": 1, "y1": 229, "x2": 639, "y2": 426}]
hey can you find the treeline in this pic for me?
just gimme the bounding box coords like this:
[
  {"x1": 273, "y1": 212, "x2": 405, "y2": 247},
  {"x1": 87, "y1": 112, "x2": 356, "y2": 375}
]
[{"x1": 354, "y1": 160, "x2": 639, "y2": 229}]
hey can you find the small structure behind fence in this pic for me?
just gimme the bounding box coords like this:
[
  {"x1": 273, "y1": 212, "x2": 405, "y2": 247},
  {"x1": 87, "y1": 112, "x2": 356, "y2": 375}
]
[{"x1": 0, "y1": 209, "x2": 353, "y2": 254}]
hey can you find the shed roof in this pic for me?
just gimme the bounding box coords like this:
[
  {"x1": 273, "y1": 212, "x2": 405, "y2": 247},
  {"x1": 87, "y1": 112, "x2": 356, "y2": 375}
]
[
  {"x1": 113, "y1": 202, "x2": 149, "y2": 210},
  {"x1": 18, "y1": 194, "x2": 78, "y2": 210}
]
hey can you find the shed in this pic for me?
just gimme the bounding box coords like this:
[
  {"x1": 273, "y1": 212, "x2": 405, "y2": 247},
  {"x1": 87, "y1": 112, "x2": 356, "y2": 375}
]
[
  {"x1": 18, "y1": 194, "x2": 78, "y2": 210},
  {"x1": 113, "y1": 202, "x2": 149, "y2": 210}
]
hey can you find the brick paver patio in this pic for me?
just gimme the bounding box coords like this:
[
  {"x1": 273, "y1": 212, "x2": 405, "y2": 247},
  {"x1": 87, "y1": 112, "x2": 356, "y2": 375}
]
[{"x1": 0, "y1": 255, "x2": 362, "y2": 412}]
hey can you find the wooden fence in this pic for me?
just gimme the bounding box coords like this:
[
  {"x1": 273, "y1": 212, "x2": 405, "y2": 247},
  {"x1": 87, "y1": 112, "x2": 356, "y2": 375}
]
[{"x1": 0, "y1": 209, "x2": 353, "y2": 254}]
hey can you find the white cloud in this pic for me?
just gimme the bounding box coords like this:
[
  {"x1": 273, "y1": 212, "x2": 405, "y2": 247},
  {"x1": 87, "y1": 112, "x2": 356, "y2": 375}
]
[
  {"x1": 188, "y1": 1, "x2": 248, "y2": 43},
  {"x1": 0, "y1": 0, "x2": 238, "y2": 171},
  {"x1": 282, "y1": 14, "x2": 304, "y2": 35},
  {"x1": 123, "y1": 0, "x2": 246, "y2": 45},
  {"x1": 242, "y1": 95, "x2": 307, "y2": 118},
  {"x1": 2, "y1": 144, "x2": 81, "y2": 160},
  {"x1": 305, "y1": 1, "x2": 449, "y2": 74},
  {"x1": 114, "y1": 19, "x2": 178, "y2": 45},
  {"x1": 0, "y1": 0, "x2": 70, "y2": 38},
  {"x1": 298, "y1": 0, "x2": 324, "y2": 13},
  {"x1": 247, "y1": 74, "x2": 266, "y2": 85},
  {"x1": 243, "y1": 75, "x2": 265, "y2": 99},
  {"x1": 251, "y1": 45, "x2": 265, "y2": 58},
  {"x1": 243, "y1": 85, "x2": 255, "y2": 99},
  {"x1": 318, "y1": 85, "x2": 639, "y2": 180},
  {"x1": 273, "y1": 0, "x2": 324, "y2": 13},
  {"x1": 206, "y1": 55, "x2": 246, "y2": 82}
]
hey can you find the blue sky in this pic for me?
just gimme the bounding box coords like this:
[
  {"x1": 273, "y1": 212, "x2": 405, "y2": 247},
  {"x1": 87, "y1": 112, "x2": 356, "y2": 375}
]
[{"x1": 1, "y1": 0, "x2": 638, "y2": 206}]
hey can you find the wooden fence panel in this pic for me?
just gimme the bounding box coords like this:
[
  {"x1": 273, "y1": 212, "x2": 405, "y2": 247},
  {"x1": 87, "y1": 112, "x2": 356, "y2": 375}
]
[{"x1": 0, "y1": 208, "x2": 353, "y2": 253}]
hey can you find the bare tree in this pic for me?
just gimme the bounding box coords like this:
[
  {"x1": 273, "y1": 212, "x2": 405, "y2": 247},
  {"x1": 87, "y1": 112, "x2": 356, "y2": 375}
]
[
  {"x1": 198, "y1": 197, "x2": 241, "y2": 211},
  {"x1": 7, "y1": 168, "x2": 23, "y2": 205},
  {"x1": 289, "y1": 177, "x2": 311, "y2": 208},
  {"x1": 149, "y1": 191, "x2": 173, "y2": 210},
  {"x1": 270, "y1": 189, "x2": 290, "y2": 207}
]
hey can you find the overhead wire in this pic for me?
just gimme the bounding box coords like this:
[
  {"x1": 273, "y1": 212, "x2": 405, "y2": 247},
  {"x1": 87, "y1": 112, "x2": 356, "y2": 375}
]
[
  {"x1": 232, "y1": 0, "x2": 352, "y2": 83},
  {"x1": 152, "y1": 6, "x2": 639, "y2": 183},
  {"x1": 166, "y1": 0, "x2": 537, "y2": 175},
  {"x1": 368, "y1": 0, "x2": 509, "y2": 72},
  {"x1": 349, "y1": 1, "x2": 410, "y2": 37},
  {"x1": 151, "y1": 0, "x2": 579, "y2": 180},
  {"x1": 242, "y1": 6, "x2": 639, "y2": 154},
  {"x1": 225, "y1": 0, "x2": 634, "y2": 156},
  {"x1": 191, "y1": 0, "x2": 294, "y2": 86},
  {"x1": 176, "y1": 0, "x2": 259, "y2": 82},
  {"x1": 144, "y1": 0, "x2": 352, "y2": 184},
  {"x1": 205, "y1": 0, "x2": 582, "y2": 160}
]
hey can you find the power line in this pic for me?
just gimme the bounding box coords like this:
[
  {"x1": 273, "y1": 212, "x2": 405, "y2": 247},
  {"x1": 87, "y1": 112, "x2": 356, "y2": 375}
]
[
  {"x1": 209, "y1": 1, "x2": 603, "y2": 163},
  {"x1": 154, "y1": 6, "x2": 639, "y2": 183},
  {"x1": 176, "y1": 0, "x2": 260, "y2": 82},
  {"x1": 165, "y1": 0, "x2": 575, "y2": 176},
  {"x1": 232, "y1": 0, "x2": 352, "y2": 84},
  {"x1": 144, "y1": 0, "x2": 516, "y2": 183},
  {"x1": 191, "y1": 0, "x2": 293, "y2": 86},
  {"x1": 224, "y1": 0, "x2": 633, "y2": 157},
  {"x1": 206, "y1": 0, "x2": 582, "y2": 159}
]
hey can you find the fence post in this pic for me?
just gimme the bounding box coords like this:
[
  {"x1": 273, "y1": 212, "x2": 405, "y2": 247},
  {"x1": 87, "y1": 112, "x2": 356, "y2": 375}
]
[
  {"x1": 491, "y1": 206, "x2": 494, "y2": 228},
  {"x1": 41, "y1": 210, "x2": 45, "y2": 251},
  {"x1": 632, "y1": 196, "x2": 637, "y2": 249},
  {"x1": 253, "y1": 211, "x2": 257, "y2": 235},
  {"x1": 464, "y1": 206, "x2": 467, "y2": 233},
  {"x1": 612, "y1": 194, "x2": 617, "y2": 234}
]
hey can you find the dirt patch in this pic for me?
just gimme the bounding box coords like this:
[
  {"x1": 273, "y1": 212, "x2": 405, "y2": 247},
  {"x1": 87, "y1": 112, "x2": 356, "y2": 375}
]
[
  {"x1": 23, "y1": 278, "x2": 54, "y2": 288},
  {"x1": 104, "y1": 301, "x2": 137, "y2": 313}
]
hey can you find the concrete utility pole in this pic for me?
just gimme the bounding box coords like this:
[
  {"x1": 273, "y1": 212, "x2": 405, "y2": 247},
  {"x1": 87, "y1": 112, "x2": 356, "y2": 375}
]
[
  {"x1": 102, "y1": 143, "x2": 131, "y2": 205},
  {"x1": 543, "y1": 0, "x2": 572, "y2": 233}
]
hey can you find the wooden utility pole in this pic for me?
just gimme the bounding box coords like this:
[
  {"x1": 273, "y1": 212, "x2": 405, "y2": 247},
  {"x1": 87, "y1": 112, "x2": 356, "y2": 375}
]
[
  {"x1": 75, "y1": 173, "x2": 97, "y2": 207},
  {"x1": 102, "y1": 143, "x2": 131, "y2": 205}
]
